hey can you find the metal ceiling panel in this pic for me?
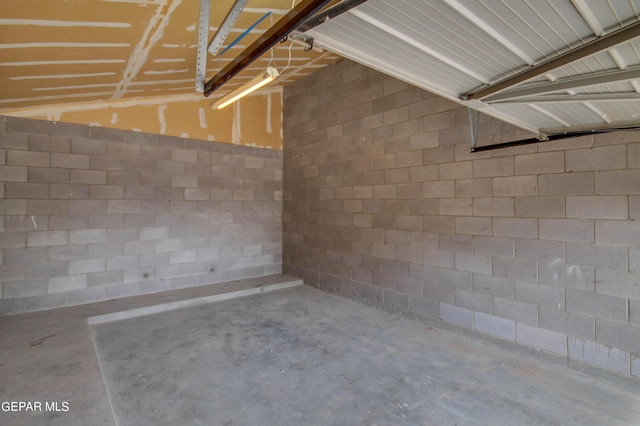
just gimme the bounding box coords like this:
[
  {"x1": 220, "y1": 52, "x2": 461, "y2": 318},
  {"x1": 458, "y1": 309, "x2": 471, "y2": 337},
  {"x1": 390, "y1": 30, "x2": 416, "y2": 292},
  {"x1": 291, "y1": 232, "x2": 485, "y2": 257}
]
[{"x1": 309, "y1": 0, "x2": 640, "y2": 137}]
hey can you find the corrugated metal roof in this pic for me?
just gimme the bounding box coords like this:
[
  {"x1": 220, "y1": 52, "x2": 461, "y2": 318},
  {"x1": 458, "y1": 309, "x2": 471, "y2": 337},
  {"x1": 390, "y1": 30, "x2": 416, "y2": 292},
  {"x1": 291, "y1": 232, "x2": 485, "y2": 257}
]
[{"x1": 308, "y1": 0, "x2": 640, "y2": 138}]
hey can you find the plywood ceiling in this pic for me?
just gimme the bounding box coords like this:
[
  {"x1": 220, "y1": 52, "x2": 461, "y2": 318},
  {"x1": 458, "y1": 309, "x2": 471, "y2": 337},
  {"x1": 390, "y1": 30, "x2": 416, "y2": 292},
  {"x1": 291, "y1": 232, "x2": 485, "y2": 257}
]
[{"x1": 0, "y1": 0, "x2": 340, "y2": 114}]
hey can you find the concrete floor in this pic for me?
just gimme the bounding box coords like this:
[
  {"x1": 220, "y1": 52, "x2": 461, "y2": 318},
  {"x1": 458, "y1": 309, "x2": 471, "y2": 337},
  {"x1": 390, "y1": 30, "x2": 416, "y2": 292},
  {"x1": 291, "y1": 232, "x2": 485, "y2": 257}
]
[{"x1": 1, "y1": 275, "x2": 639, "y2": 425}]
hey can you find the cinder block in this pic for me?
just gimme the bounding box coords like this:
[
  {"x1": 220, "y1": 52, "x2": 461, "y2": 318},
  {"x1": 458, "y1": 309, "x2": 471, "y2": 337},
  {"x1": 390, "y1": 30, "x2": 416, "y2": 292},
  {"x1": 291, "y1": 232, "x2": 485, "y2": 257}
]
[
  {"x1": 566, "y1": 145, "x2": 627, "y2": 172},
  {"x1": 596, "y1": 269, "x2": 640, "y2": 303},
  {"x1": 0, "y1": 264, "x2": 26, "y2": 281},
  {"x1": 70, "y1": 170, "x2": 107, "y2": 184},
  {"x1": 539, "y1": 219, "x2": 594, "y2": 243},
  {"x1": 2, "y1": 279, "x2": 48, "y2": 298},
  {"x1": 515, "y1": 280, "x2": 564, "y2": 308},
  {"x1": 474, "y1": 312, "x2": 515, "y2": 341},
  {"x1": 474, "y1": 198, "x2": 514, "y2": 217},
  {"x1": 420, "y1": 280, "x2": 452, "y2": 303},
  {"x1": 439, "y1": 198, "x2": 472, "y2": 216},
  {"x1": 27, "y1": 230, "x2": 68, "y2": 247},
  {"x1": 0, "y1": 199, "x2": 27, "y2": 215},
  {"x1": 51, "y1": 121, "x2": 89, "y2": 138},
  {"x1": 492, "y1": 256, "x2": 537, "y2": 281},
  {"x1": 455, "y1": 253, "x2": 492, "y2": 274},
  {"x1": 516, "y1": 323, "x2": 567, "y2": 356},
  {"x1": 515, "y1": 197, "x2": 564, "y2": 218},
  {"x1": 438, "y1": 268, "x2": 472, "y2": 291},
  {"x1": 629, "y1": 143, "x2": 640, "y2": 168},
  {"x1": 69, "y1": 258, "x2": 106, "y2": 275},
  {"x1": 90, "y1": 185, "x2": 124, "y2": 199},
  {"x1": 539, "y1": 172, "x2": 593, "y2": 195},
  {"x1": 633, "y1": 355, "x2": 640, "y2": 378},
  {"x1": 473, "y1": 157, "x2": 514, "y2": 178},
  {"x1": 596, "y1": 319, "x2": 640, "y2": 353},
  {"x1": 566, "y1": 196, "x2": 628, "y2": 219},
  {"x1": 408, "y1": 296, "x2": 438, "y2": 319},
  {"x1": 50, "y1": 184, "x2": 89, "y2": 199},
  {"x1": 439, "y1": 161, "x2": 472, "y2": 180},
  {"x1": 493, "y1": 218, "x2": 537, "y2": 239},
  {"x1": 474, "y1": 236, "x2": 514, "y2": 257},
  {"x1": 49, "y1": 274, "x2": 87, "y2": 293},
  {"x1": 67, "y1": 286, "x2": 106, "y2": 306},
  {"x1": 595, "y1": 169, "x2": 640, "y2": 195},
  {"x1": 107, "y1": 200, "x2": 140, "y2": 214},
  {"x1": 515, "y1": 239, "x2": 564, "y2": 262},
  {"x1": 69, "y1": 229, "x2": 106, "y2": 244},
  {"x1": 539, "y1": 306, "x2": 595, "y2": 340},
  {"x1": 87, "y1": 270, "x2": 123, "y2": 287},
  {"x1": 473, "y1": 274, "x2": 513, "y2": 298},
  {"x1": 454, "y1": 288, "x2": 492, "y2": 313},
  {"x1": 538, "y1": 260, "x2": 594, "y2": 290},
  {"x1": 455, "y1": 178, "x2": 492, "y2": 198},
  {"x1": 493, "y1": 297, "x2": 537, "y2": 325},
  {"x1": 24, "y1": 292, "x2": 67, "y2": 312},
  {"x1": 7, "y1": 150, "x2": 49, "y2": 167},
  {"x1": 630, "y1": 248, "x2": 639, "y2": 273},
  {"x1": 106, "y1": 255, "x2": 139, "y2": 271},
  {"x1": 383, "y1": 288, "x2": 409, "y2": 309},
  {"x1": 0, "y1": 166, "x2": 28, "y2": 182},
  {"x1": 6, "y1": 182, "x2": 49, "y2": 199},
  {"x1": 493, "y1": 176, "x2": 537, "y2": 197},
  {"x1": 409, "y1": 165, "x2": 438, "y2": 182},
  {"x1": 568, "y1": 337, "x2": 630, "y2": 374},
  {"x1": 171, "y1": 175, "x2": 197, "y2": 188},
  {"x1": 439, "y1": 303, "x2": 473, "y2": 328},
  {"x1": 1, "y1": 129, "x2": 30, "y2": 148},
  {"x1": 566, "y1": 242, "x2": 627, "y2": 270},
  {"x1": 515, "y1": 151, "x2": 564, "y2": 175},
  {"x1": 456, "y1": 217, "x2": 492, "y2": 236},
  {"x1": 595, "y1": 220, "x2": 640, "y2": 248},
  {"x1": 440, "y1": 234, "x2": 473, "y2": 252},
  {"x1": 51, "y1": 153, "x2": 89, "y2": 169},
  {"x1": 566, "y1": 288, "x2": 627, "y2": 322},
  {"x1": 423, "y1": 181, "x2": 455, "y2": 198}
]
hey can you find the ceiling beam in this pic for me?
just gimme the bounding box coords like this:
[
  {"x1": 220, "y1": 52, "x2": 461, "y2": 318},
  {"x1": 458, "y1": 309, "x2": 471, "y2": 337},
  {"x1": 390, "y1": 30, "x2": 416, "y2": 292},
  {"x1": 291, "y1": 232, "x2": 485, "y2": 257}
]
[
  {"x1": 463, "y1": 19, "x2": 640, "y2": 101},
  {"x1": 541, "y1": 119, "x2": 640, "y2": 134},
  {"x1": 483, "y1": 66, "x2": 640, "y2": 102},
  {"x1": 298, "y1": 0, "x2": 368, "y2": 32},
  {"x1": 203, "y1": 0, "x2": 332, "y2": 97},
  {"x1": 488, "y1": 92, "x2": 640, "y2": 104}
]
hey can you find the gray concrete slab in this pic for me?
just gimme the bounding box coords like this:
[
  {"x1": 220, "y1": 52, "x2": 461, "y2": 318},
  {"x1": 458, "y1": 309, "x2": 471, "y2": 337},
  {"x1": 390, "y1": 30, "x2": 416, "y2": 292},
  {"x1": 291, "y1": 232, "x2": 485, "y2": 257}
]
[
  {"x1": 0, "y1": 274, "x2": 301, "y2": 426},
  {"x1": 91, "y1": 286, "x2": 640, "y2": 426}
]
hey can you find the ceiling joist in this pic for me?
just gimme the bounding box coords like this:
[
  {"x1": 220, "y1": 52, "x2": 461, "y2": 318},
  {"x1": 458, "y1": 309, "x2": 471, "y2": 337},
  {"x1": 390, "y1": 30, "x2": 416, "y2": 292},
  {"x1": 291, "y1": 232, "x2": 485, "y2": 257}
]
[
  {"x1": 484, "y1": 66, "x2": 640, "y2": 103},
  {"x1": 463, "y1": 19, "x2": 640, "y2": 101},
  {"x1": 491, "y1": 93, "x2": 640, "y2": 104}
]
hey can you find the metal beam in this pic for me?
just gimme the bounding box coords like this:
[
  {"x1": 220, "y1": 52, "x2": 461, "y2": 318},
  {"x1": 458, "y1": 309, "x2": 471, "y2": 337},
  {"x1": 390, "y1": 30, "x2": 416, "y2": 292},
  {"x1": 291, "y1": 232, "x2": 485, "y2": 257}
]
[
  {"x1": 203, "y1": 0, "x2": 332, "y2": 97},
  {"x1": 487, "y1": 92, "x2": 640, "y2": 104},
  {"x1": 195, "y1": 0, "x2": 210, "y2": 93},
  {"x1": 298, "y1": 0, "x2": 368, "y2": 32},
  {"x1": 483, "y1": 66, "x2": 640, "y2": 102},
  {"x1": 463, "y1": 19, "x2": 640, "y2": 101},
  {"x1": 208, "y1": 0, "x2": 248, "y2": 56},
  {"x1": 541, "y1": 119, "x2": 640, "y2": 134}
]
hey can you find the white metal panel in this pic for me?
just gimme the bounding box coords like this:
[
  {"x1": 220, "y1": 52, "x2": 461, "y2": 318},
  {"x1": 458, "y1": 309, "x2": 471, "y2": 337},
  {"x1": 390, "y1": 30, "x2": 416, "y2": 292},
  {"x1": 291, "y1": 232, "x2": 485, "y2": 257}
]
[{"x1": 309, "y1": 0, "x2": 640, "y2": 136}]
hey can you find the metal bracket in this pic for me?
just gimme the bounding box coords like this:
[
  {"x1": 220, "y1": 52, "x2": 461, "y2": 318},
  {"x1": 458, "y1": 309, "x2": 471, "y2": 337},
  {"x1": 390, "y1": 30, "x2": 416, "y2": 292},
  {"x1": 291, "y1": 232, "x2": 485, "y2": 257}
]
[
  {"x1": 195, "y1": 0, "x2": 210, "y2": 93},
  {"x1": 208, "y1": 0, "x2": 248, "y2": 56},
  {"x1": 468, "y1": 107, "x2": 480, "y2": 150},
  {"x1": 288, "y1": 32, "x2": 315, "y2": 51}
]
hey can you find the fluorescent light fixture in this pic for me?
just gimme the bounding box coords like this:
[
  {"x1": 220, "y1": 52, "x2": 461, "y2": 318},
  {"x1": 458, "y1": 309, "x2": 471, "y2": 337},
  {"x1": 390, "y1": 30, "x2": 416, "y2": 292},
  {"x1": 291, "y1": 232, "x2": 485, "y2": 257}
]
[{"x1": 211, "y1": 66, "x2": 279, "y2": 110}]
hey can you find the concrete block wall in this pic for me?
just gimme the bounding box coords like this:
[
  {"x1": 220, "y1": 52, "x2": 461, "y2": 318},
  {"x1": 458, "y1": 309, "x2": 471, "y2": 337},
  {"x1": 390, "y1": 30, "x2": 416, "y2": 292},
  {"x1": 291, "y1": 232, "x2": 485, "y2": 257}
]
[
  {"x1": 282, "y1": 59, "x2": 640, "y2": 378},
  {"x1": 0, "y1": 116, "x2": 282, "y2": 314}
]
